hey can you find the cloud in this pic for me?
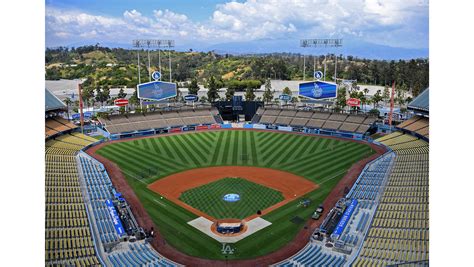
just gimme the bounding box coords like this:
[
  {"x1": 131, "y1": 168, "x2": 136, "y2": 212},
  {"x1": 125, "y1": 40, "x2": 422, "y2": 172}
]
[{"x1": 46, "y1": 0, "x2": 428, "y2": 49}]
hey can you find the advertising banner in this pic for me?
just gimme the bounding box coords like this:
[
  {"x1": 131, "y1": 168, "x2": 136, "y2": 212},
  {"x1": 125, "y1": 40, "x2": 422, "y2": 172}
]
[
  {"x1": 252, "y1": 124, "x2": 267, "y2": 130},
  {"x1": 243, "y1": 124, "x2": 254, "y2": 129},
  {"x1": 278, "y1": 126, "x2": 293, "y2": 132},
  {"x1": 346, "y1": 98, "x2": 361, "y2": 107},
  {"x1": 210, "y1": 124, "x2": 221, "y2": 129},
  {"x1": 231, "y1": 123, "x2": 244, "y2": 128},
  {"x1": 105, "y1": 199, "x2": 125, "y2": 236},
  {"x1": 333, "y1": 199, "x2": 358, "y2": 236},
  {"x1": 170, "y1": 127, "x2": 182, "y2": 133},
  {"x1": 299, "y1": 81, "x2": 337, "y2": 100},
  {"x1": 196, "y1": 125, "x2": 209, "y2": 130}
]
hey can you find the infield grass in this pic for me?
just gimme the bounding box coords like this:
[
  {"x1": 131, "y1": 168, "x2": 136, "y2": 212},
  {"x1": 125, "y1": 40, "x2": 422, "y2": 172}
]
[
  {"x1": 179, "y1": 177, "x2": 284, "y2": 219},
  {"x1": 96, "y1": 130, "x2": 374, "y2": 260}
]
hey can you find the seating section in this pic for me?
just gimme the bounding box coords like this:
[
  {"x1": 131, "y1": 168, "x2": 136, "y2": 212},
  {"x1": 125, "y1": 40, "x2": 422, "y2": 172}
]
[
  {"x1": 353, "y1": 132, "x2": 429, "y2": 266},
  {"x1": 45, "y1": 133, "x2": 100, "y2": 266},
  {"x1": 46, "y1": 117, "x2": 78, "y2": 138},
  {"x1": 108, "y1": 242, "x2": 177, "y2": 267},
  {"x1": 347, "y1": 153, "x2": 395, "y2": 202},
  {"x1": 77, "y1": 153, "x2": 179, "y2": 267},
  {"x1": 397, "y1": 116, "x2": 429, "y2": 139},
  {"x1": 253, "y1": 108, "x2": 376, "y2": 134},
  {"x1": 275, "y1": 244, "x2": 345, "y2": 267},
  {"x1": 78, "y1": 154, "x2": 120, "y2": 245},
  {"x1": 98, "y1": 108, "x2": 221, "y2": 134}
]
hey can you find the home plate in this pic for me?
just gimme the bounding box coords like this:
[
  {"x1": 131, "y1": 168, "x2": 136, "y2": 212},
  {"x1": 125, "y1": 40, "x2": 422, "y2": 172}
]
[{"x1": 188, "y1": 217, "x2": 272, "y2": 243}]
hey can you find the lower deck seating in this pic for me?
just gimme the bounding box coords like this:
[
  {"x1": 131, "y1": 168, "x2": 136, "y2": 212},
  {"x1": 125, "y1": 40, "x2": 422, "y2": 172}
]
[
  {"x1": 108, "y1": 242, "x2": 177, "y2": 267},
  {"x1": 354, "y1": 132, "x2": 429, "y2": 266},
  {"x1": 275, "y1": 244, "x2": 345, "y2": 267},
  {"x1": 45, "y1": 135, "x2": 100, "y2": 266}
]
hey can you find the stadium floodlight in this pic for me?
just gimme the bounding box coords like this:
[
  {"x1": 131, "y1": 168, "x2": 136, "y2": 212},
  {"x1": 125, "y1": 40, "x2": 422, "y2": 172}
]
[
  {"x1": 300, "y1": 38, "x2": 343, "y2": 82},
  {"x1": 132, "y1": 39, "x2": 176, "y2": 109},
  {"x1": 132, "y1": 39, "x2": 175, "y2": 82}
]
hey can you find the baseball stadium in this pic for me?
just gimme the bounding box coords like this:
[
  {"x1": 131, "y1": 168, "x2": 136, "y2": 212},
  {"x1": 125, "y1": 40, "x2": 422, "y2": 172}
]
[{"x1": 45, "y1": 77, "x2": 429, "y2": 266}]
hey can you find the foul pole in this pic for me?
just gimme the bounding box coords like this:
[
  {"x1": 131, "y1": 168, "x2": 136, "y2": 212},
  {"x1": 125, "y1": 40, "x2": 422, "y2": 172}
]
[
  {"x1": 78, "y1": 83, "x2": 84, "y2": 134},
  {"x1": 388, "y1": 81, "x2": 396, "y2": 126}
]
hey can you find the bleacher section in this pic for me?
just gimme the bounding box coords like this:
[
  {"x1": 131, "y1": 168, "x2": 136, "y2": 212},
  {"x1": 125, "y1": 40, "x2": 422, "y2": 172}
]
[
  {"x1": 45, "y1": 133, "x2": 100, "y2": 266},
  {"x1": 352, "y1": 132, "x2": 429, "y2": 266},
  {"x1": 98, "y1": 107, "x2": 221, "y2": 134},
  {"x1": 253, "y1": 107, "x2": 376, "y2": 134},
  {"x1": 108, "y1": 242, "x2": 178, "y2": 267},
  {"x1": 77, "y1": 152, "x2": 180, "y2": 267},
  {"x1": 275, "y1": 244, "x2": 345, "y2": 267},
  {"x1": 46, "y1": 117, "x2": 78, "y2": 139},
  {"x1": 78, "y1": 154, "x2": 120, "y2": 246},
  {"x1": 397, "y1": 115, "x2": 429, "y2": 139}
]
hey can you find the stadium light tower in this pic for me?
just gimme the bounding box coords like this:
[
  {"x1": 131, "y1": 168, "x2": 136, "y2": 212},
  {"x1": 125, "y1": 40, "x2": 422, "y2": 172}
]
[
  {"x1": 132, "y1": 39, "x2": 175, "y2": 82},
  {"x1": 300, "y1": 38, "x2": 343, "y2": 82}
]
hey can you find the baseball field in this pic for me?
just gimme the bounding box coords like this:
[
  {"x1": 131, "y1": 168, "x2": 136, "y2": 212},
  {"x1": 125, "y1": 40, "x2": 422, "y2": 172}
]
[{"x1": 94, "y1": 130, "x2": 375, "y2": 260}]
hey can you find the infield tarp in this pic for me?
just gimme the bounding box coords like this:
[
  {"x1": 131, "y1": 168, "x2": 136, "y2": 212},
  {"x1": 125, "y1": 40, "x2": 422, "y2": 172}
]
[
  {"x1": 137, "y1": 81, "x2": 177, "y2": 101},
  {"x1": 299, "y1": 81, "x2": 337, "y2": 100},
  {"x1": 333, "y1": 199, "x2": 358, "y2": 237},
  {"x1": 105, "y1": 199, "x2": 125, "y2": 236}
]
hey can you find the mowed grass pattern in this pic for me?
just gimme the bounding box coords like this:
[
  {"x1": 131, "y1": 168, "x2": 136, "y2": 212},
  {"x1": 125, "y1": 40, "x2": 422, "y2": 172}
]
[
  {"x1": 179, "y1": 177, "x2": 284, "y2": 219},
  {"x1": 96, "y1": 130, "x2": 374, "y2": 260}
]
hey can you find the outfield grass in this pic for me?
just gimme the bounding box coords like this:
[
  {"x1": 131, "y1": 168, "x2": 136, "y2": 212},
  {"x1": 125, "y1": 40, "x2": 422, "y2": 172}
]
[
  {"x1": 179, "y1": 177, "x2": 284, "y2": 220},
  {"x1": 96, "y1": 130, "x2": 374, "y2": 260}
]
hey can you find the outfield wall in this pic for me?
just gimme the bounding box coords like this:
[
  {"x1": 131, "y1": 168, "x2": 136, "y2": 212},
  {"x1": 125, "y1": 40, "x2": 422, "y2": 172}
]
[{"x1": 107, "y1": 122, "x2": 368, "y2": 143}]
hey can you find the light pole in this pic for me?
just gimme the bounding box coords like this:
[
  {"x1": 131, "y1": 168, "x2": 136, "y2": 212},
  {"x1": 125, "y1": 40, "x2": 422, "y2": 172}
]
[
  {"x1": 132, "y1": 39, "x2": 175, "y2": 109},
  {"x1": 300, "y1": 38, "x2": 343, "y2": 81}
]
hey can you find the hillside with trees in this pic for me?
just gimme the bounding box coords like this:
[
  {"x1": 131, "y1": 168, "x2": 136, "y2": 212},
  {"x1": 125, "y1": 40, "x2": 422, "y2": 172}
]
[{"x1": 46, "y1": 45, "x2": 429, "y2": 98}]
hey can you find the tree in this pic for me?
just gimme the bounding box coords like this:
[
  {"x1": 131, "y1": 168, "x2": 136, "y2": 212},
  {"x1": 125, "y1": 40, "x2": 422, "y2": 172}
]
[
  {"x1": 282, "y1": 86, "x2": 292, "y2": 96},
  {"x1": 335, "y1": 87, "x2": 347, "y2": 111},
  {"x1": 81, "y1": 86, "x2": 95, "y2": 108},
  {"x1": 262, "y1": 79, "x2": 274, "y2": 103},
  {"x1": 129, "y1": 89, "x2": 139, "y2": 107},
  {"x1": 382, "y1": 86, "x2": 390, "y2": 103},
  {"x1": 64, "y1": 97, "x2": 72, "y2": 120},
  {"x1": 175, "y1": 82, "x2": 183, "y2": 102},
  {"x1": 290, "y1": 97, "x2": 299, "y2": 103},
  {"x1": 207, "y1": 76, "x2": 219, "y2": 102},
  {"x1": 117, "y1": 87, "x2": 127, "y2": 99},
  {"x1": 245, "y1": 88, "x2": 256, "y2": 101},
  {"x1": 225, "y1": 88, "x2": 235, "y2": 100},
  {"x1": 372, "y1": 89, "x2": 383, "y2": 108},
  {"x1": 119, "y1": 106, "x2": 126, "y2": 114},
  {"x1": 368, "y1": 108, "x2": 380, "y2": 117},
  {"x1": 188, "y1": 78, "x2": 199, "y2": 95}
]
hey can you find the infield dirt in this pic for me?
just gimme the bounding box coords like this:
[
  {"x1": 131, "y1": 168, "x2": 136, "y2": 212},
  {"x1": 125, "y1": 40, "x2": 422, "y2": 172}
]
[{"x1": 148, "y1": 166, "x2": 319, "y2": 221}]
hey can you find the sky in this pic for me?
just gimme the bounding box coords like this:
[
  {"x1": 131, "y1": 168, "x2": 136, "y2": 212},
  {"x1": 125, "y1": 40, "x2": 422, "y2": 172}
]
[{"x1": 45, "y1": 0, "x2": 429, "y2": 53}]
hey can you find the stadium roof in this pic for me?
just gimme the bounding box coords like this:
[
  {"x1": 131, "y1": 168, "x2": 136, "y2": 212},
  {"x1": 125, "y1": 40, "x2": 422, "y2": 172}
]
[
  {"x1": 408, "y1": 88, "x2": 429, "y2": 114},
  {"x1": 45, "y1": 88, "x2": 66, "y2": 112}
]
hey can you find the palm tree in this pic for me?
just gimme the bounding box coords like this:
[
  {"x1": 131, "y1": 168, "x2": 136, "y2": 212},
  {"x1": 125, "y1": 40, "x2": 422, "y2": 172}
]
[{"x1": 64, "y1": 97, "x2": 72, "y2": 120}]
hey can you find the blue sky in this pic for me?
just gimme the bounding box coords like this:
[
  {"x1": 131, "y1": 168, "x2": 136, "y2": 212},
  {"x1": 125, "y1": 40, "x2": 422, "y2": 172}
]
[{"x1": 46, "y1": 0, "x2": 429, "y2": 55}]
